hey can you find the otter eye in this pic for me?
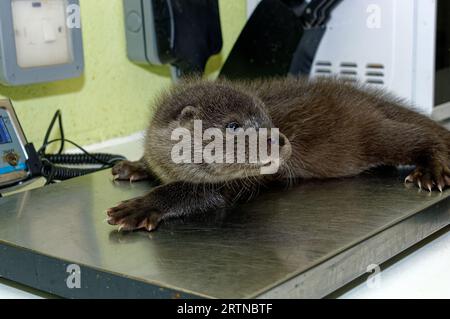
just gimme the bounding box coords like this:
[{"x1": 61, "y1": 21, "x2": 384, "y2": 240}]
[{"x1": 226, "y1": 122, "x2": 241, "y2": 131}]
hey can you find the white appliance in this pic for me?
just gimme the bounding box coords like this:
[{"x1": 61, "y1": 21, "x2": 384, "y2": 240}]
[{"x1": 248, "y1": 0, "x2": 450, "y2": 118}]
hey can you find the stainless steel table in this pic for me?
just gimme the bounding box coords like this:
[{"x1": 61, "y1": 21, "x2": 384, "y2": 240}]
[{"x1": 0, "y1": 169, "x2": 449, "y2": 298}]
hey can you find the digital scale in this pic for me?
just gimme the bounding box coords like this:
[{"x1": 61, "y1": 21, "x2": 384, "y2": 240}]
[
  {"x1": 0, "y1": 168, "x2": 448, "y2": 298},
  {"x1": 0, "y1": 100, "x2": 30, "y2": 188},
  {"x1": 0, "y1": 101, "x2": 449, "y2": 298},
  {"x1": 0, "y1": 0, "x2": 449, "y2": 299}
]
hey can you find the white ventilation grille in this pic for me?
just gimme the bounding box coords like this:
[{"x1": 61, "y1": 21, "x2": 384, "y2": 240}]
[
  {"x1": 365, "y1": 64, "x2": 385, "y2": 85},
  {"x1": 314, "y1": 61, "x2": 333, "y2": 76},
  {"x1": 339, "y1": 62, "x2": 358, "y2": 83},
  {"x1": 313, "y1": 61, "x2": 386, "y2": 86}
]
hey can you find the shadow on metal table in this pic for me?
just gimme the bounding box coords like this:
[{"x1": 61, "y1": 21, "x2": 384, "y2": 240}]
[{"x1": 0, "y1": 168, "x2": 449, "y2": 298}]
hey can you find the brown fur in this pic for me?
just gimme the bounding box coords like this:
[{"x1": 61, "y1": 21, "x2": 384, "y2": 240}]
[{"x1": 108, "y1": 77, "x2": 450, "y2": 232}]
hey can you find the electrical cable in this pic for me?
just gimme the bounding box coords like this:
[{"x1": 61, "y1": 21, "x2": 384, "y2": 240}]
[
  {"x1": 37, "y1": 110, "x2": 127, "y2": 184},
  {"x1": 41, "y1": 110, "x2": 65, "y2": 155}
]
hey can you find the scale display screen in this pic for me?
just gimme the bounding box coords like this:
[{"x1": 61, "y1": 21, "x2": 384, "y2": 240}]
[{"x1": 0, "y1": 116, "x2": 12, "y2": 145}]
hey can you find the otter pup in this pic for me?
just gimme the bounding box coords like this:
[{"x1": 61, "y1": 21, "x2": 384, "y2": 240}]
[{"x1": 107, "y1": 77, "x2": 450, "y2": 232}]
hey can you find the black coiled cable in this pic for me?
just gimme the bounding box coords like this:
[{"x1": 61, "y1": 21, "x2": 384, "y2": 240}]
[
  {"x1": 45, "y1": 153, "x2": 126, "y2": 165},
  {"x1": 39, "y1": 147, "x2": 126, "y2": 184},
  {"x1": 41, "y1": 161, "x2": 103, "y2": 181},
  {"x1": 40, "y1": 153, "x2": 126, "y2": 182},
  {"x1": 37, "y1": 110, "x2": 127, "y2": 184}
]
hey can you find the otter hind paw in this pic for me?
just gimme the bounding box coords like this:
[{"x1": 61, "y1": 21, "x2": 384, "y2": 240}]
[
  {"x1": 405, "y1": 163, "x2": 450, "y2": 192},
  {"x1": 106, "y1": 197, "x2": 162, "y2": 232},
  {"x1": 112, "y1": 160, "x2": 150, "y2": 182}
]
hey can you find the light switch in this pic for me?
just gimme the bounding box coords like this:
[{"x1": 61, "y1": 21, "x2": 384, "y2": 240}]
[
  {"x1": 42, "y1": 19, "x2": 57, "y2": 43},
  {"x1": 11, "y1": 0, "x2": 72, "y2": 68},
  {"x1": 0, "y1": 0, "x2": 83, "y2": 85}
]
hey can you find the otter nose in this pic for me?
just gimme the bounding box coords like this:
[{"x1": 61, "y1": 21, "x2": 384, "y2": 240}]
[
  {"x1": 279, "y1": 135, "x2": 286, "y2": 147},
  {"x1": 267, "y1": 135, "x2": 286, "y2": 147}
]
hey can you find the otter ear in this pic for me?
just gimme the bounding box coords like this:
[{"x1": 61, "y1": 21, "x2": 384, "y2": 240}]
[{"x1": 178, "y1": 105, "x2": 198, "y2": 126}]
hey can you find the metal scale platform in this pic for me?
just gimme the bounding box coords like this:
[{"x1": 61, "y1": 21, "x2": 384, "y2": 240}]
[{"x1": 0, "y1": 168, "x2": 449, "y2": 298}]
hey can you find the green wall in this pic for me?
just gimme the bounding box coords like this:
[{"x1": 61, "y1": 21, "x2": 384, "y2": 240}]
[{"x1": 0, "y1": 0, "x2": 246, "y2": 147}]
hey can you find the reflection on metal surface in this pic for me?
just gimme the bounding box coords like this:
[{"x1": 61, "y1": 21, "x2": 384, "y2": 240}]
[{"x1": 0, "y1": 168, "x2": 449, "y2": 298}]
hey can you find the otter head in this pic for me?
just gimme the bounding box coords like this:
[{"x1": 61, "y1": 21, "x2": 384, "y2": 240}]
[{"x1": 148, "y1": 81, "x2": 292, "y2": 183}]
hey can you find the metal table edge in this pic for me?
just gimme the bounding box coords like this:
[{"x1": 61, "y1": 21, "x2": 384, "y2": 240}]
[
  {"x1": 0, "y1": 240, "x2": 210, "y2": 299},
  {"x1": 253, "y1": 196, "x2": 450, "y2": 299}
]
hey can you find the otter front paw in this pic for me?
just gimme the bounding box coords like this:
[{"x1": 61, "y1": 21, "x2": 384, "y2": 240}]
[
  {"x1": 106, "y1": 197, "x2": 162, "y2": 232},
  {"x1": 112, "y1": 160, "x2": 150, "y2": 182},
  {"x1": 405, "y1": 162, "x2": 450, "y2": 192}
]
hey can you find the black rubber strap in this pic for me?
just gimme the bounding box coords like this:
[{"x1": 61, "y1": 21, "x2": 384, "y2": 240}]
[
  {"x1": 289, "y1": 27, "x2": 327, "y2": 76},
  {"x1": 300, "y1": 0, "x2": 342, "y2": 28},
  {"x1": 289, "y1": 0, "x2": 342, "y2": 76}
]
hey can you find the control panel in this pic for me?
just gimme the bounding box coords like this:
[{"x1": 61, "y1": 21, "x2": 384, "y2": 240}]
[{"x1": 0, "y1": 100, "x2": 29, "y2": 187}]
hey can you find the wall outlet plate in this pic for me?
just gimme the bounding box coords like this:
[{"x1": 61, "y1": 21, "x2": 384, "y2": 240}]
[
  {"x1": 0, "y1": 0, "x2": 84, "y2": 86},
  {"x1": 123, "y1": 0, "x2": 171, "y2": 66}
]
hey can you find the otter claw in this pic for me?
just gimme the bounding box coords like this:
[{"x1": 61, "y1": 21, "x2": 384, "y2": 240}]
[
  {"x1": 129, "y1": 175, "x2": 139, "y2": 183},
  {"x1": 405, "y1": 175, "x2": 414, "y2": 183},
  {"x1": 111, "y1": 160, "x2": 150, "y2": 182}
]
